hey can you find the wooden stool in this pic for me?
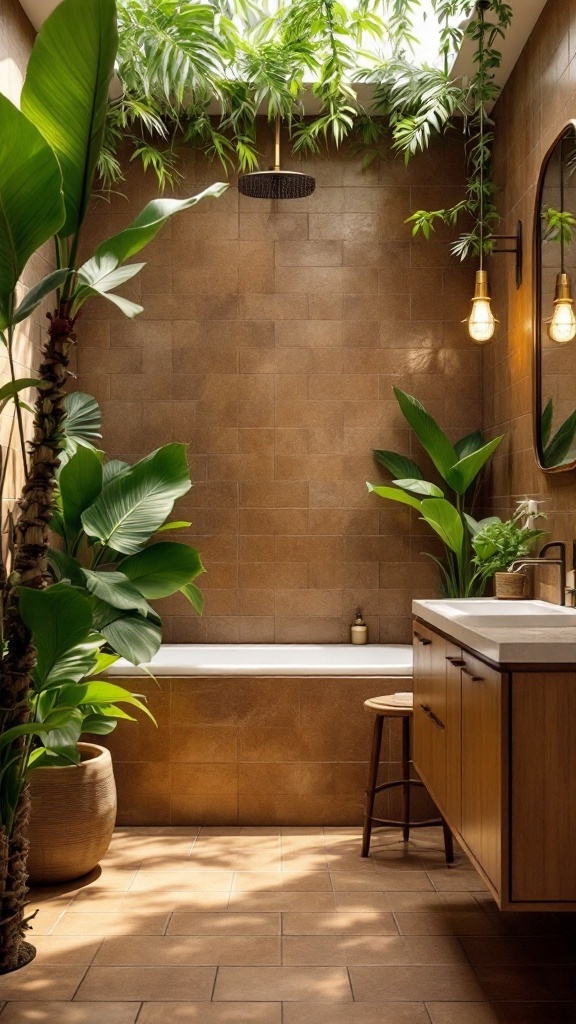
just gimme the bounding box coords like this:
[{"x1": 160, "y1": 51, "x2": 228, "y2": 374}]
[{"x1": 361, "y1": 694, "x2": 454, "y2": 863}]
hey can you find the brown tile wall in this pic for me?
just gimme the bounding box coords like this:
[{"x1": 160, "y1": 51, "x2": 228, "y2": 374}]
[
  {"x1": 485, "y1": 0, "x2": 576, "y2": 538},
  {"x1": 104, "y1": 674, "x2": 435, "y2": 826},
  {"x1": 77, "y1": 131, "x2": 480, "y2": 644},
  {"x1": 0, "y1": 1, "x2": 53, "y2": 552}
]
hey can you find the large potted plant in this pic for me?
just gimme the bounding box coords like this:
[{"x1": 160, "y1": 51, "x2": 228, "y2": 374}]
[
  {"x1": 24, "y1": 398, "x2": 205, "y2": 884},
  {"x1": 0, "y1": 0, "x2": 226, "y2": 971},
  {"x1": 367, "y1": 387, "x2": 504, "y2": 598}
]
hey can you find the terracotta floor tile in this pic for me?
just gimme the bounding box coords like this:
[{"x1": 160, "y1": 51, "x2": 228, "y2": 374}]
[
  {"x1": 349, "y1": 964, "x2": 486, "y2": 1001},
  {"x1": 232, "y1": 871, "x2": 332, "y2": 892},
  {"x1": 130, "y1": 870, "x2": 233, "y2": 892},
  {"x1": 474, "y1": 965, "x2": 576, "y2": 1001},
  {"x1": 27, "y1": 936, "x2": 102, "y2": 964},
  {"x1": 102, "y1": 837, "x2": 195, "y2": 869},
  {"x1": 167, "y1": 912, "x2": 281, "y2": 935},
  {"x1": 76, "y1": 966, "x2": 216, "y2": 1001},
  {"x1": 387, "y1": 892, "x2": 481, "y2": 912},
  {"x1": 120, "y1": 827, "x2": 200, "y2": 836},
  {"x1": 94, "y1": 935, "x2": 281, "y2": 966},
  {"x1": 282, "y1": 935, "x2": 466, "y2": 966},
  {"x1": 333, "y1": 893, "x2": 392, "y2": 912},
  {"x1": 429, "y1": 870, "x2": 488, "y2": 893},
  {"x1": 137, "y1": 1002, "x2": 282, "y2": 1022},
  {"x1": 0, "y1": 965, "x2": 87, "y2": 1001},
  {"x1": 395, "y1": 911, "x2": 505, "y2": 936},
  {"x1": 282, "y1": 1004, "x2": 431, "y2": 1024},
  {"x1": 458, "y1": 936, "x2": 536, "y2": 966},
  {"x1": 227, "y1": 892, "x2": 336, "y2": 912},
  {"x1": 213, "y1": 966, "x2": 352, "y2": 1002},
  {"x1": 425, "y1": 1004, "x2": 500, "y2": 1024},
  {"x1": 26, "y1": 899, "x2": 73, "y2": 935},
  {"x1": 281, "y1": 855, "x2": 329, "y2": 872},
  {"x1": 331, "y1": 870, "x2": 434, "y2": 892},
  {"x1": 0, "y1": 1003, "x2": 140, "y2": 1023},
  {"x1": 282, "y1": 912, "x2": 398, "y2": 935},
  {"x1": 52, "y1": 911, "x2": 170, "y2": 936},
  {"x1": 71, "y1": 890, "x2": 231, "y2": 912}
]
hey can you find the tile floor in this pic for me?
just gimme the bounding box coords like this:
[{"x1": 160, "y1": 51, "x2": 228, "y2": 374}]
[{"x1": 2, "y1": 826, "x2": 576, "y2": 1022}]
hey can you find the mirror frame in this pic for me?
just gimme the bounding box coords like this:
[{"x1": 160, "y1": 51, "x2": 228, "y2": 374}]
[{"x1": 533, "y1": 119, "x2": 576, "y2": 474}]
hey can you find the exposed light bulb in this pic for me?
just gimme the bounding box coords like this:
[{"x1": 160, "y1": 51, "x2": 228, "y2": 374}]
[
  {"x1": 467, "y1": 269, "x2": 496, "y2": 344},
  {"x1": 548, "y1": 273, "x2": 576, "y2": 344}
]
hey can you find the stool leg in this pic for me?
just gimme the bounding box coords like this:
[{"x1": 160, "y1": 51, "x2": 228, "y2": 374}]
[
  {"x1": 442, "y1": 818, "x2": 454, "y2": 865},
  {"x1": 402, "y1": 714, "x2": 411, "y2": 843},
  {"x1": 361, "y1": 715, "x2": 384, "y2": 858}
]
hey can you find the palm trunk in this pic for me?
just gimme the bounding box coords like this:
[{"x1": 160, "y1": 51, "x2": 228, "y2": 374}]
[{"x1": 0, "y1": 306, "x2": 75, "y2": 974}]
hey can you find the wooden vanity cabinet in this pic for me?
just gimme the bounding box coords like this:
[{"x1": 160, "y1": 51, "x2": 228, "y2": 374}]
[{"x1": 413, "y1": 620, "x2": 576, "y2": 911}]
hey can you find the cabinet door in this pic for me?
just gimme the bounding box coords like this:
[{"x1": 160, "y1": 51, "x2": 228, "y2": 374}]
[
  {"x1": 413, "y1": 624, "x2": 448, "y2": 813},
  {"x1": 460, "y1": 653, "x2": 502, "y2": 893}
]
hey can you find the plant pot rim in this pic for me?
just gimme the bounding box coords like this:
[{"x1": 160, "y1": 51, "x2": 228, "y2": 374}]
[{"x1": 32, "y1": 741, "x2": 111, "y2": 771}]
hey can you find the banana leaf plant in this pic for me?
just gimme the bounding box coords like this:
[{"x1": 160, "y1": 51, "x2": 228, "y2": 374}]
[
  {"x1": 0, "y1": 0, "x2": 226, "y2": 972},
  {"x1": 47, "y1": 393, "x2": 205, "y2": 666},
  {"x1": 367, "y1": 388, "x2": 504, "y2": 598},
  {"x1": 541, "y1": 398, "x2": 576, "y2": 469}
]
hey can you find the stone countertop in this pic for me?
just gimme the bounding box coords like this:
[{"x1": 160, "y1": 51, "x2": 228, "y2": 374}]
[{"x1": 412, "y1": 599, "x2": 576, "y2": 666}]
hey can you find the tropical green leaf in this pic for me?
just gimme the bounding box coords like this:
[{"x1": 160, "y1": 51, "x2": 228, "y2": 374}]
[
  {"x1": 91, "y1": 182, "x2": 228, "y2": 266},
  {"x1": 445, "y1": 435, "x2": 504, "y2": 494},
  {"x1": 73, "y1": 255, "x2": 146, "y2": 315},
  {"x1": 543, "y1": 409, "x2": 576, "y2": 467},
  {"x1": 180, "y1": 582, "x2": 205, "y2": 615},
  {"x1": 392, "y1": 478, "x2": 444, "y2": 498},
  {"x1": 453, "y1": 429, "x2": 485, "y2": 460},
  {"x1": 21, "y1": 0, "x2": 117, "y2": 238},
  {"x1": 393, "y1": 388, "x2": 457, "y2": 479},
  {"x1": 81, "y1": 443, "x2": 192, "y2": 555},
  {"x1": 78, "y1": 289, "x2": 144, "y2": 319},
  {"x1": 100, "y1": 613, "x2": 162, "y2": 665},
  {"x1": 0, "y1": 708, "x2": 81, "y2": 751},
  {"x1": 372, "y1": 449, "x2": 423, "y2": 480},
  {"x1": 80, "y1": 714, "x2": 123, "y2": 736},
  {"x1": 47, "y1": 548, "x2": 84, "y2": 585},
  {"x1": 103, "y1": 460, "x2": 131, "y2": 485},
  {"x1": 541, "y1": 398, "x2": 554, "y2": 449},
  {"x1": 63, "y1": 392, "x2": 102, "y2": 446},
  {"x1": 58, "y1": 681, "x2": 155, "y2": 722},
  {"x1": 82, "y1": 569, "x2": 151, "y2": 616},
  {"x1": 90, "y1": 597, "x2": 162, "y2": 664},
  {"x1": 13, "y1": 269, "x2": 70, "y2": 325},
  {"x1": 0, "y1": 95, "x2": 64, "y2": 327},
  {"x1": 420, "y1": 498, "x2": 464, "y2": 555},
  {"x1": 366, "y1": 482, "x2": 422, "y2": 511},
  {"x1": 0, "y1": 378, "x2": 49, "y2": 406},
  {"x1": 156, "y1": 520, "x2": 192, "y2": 532},
  {"x1": 118, "y1": 542, "x2": 204, "y2": 599},
  {"x1": 19, "y1": 584, "x2": 96, "y2": 689},
  {"x1": 58, "y1": 445, "x2": 103, "y2": 539}
]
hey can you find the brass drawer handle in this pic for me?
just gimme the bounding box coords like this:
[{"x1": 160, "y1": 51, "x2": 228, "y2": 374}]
[
  {"x1": 414, "y1": 632, "x2": 431, "y2": 646},
  {"x1": 461, "y1": 666, "x2": 483, "y2": 681},
  {"x1": 419, "y1": 703, "x2": 445, "y2": 731}
]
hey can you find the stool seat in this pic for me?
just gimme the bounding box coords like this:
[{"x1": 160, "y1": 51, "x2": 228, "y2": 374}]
[
  {"x1": 361, "y1": 692, "x2": 454, "y2": 864},
  {"x1": 364, "y1": 693, "x2": 413, "y2": 716}
]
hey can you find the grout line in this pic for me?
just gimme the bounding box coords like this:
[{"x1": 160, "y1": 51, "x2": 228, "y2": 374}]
[
  {"x1": 134, "y1": 1003, "x2": 145, "y2": 1023},
  {"x1": 346, "y1": 965, "x2": 355, "y2": 1002},
  {"x1": 210, "y1": 965, "x2": 219, "y2": 1002},
  {"x1": 70, "y1": 963, "x2": 91, "y2": 1002}
]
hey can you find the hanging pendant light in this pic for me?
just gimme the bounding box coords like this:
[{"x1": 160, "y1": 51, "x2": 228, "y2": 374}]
[
  {"x1": 467, "y1": 1, "x2": 496, "y2": 345},
  {"x1": 237, "y1": 115, "x2": 315, "y2": 200},
  {"x1": 547, "y1": 138, "x2": 576, "y2": 344}
]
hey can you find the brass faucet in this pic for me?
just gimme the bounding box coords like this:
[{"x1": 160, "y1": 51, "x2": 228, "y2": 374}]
[{"x1": 509, "y1": 541, "x2": 567, "y2": 606}]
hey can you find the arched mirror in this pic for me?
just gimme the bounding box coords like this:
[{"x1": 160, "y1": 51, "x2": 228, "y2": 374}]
[{"x1": 534, "y1": 121, "x2": 576, "y2": 472}]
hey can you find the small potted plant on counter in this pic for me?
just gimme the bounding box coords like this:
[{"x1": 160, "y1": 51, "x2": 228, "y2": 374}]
[{"x1": 470, "y1": 501, "x2": 547, "y2": 598}]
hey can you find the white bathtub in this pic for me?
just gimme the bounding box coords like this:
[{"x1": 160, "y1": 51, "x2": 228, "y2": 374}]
[{"x1": 107, "y1": 643, "x2": 413, "y2": 678}]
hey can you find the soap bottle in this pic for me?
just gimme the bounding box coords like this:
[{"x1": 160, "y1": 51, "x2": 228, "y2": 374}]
[{"x1": 351, "y1": 609, "x2": 368, "y2": 645}]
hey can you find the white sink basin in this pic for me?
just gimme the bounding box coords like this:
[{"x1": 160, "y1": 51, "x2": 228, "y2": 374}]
[{"x1": 420, "y1": 598, "x2": 576, "y2": 629}]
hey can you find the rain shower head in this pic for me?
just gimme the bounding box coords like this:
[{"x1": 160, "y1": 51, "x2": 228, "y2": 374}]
[{"x1": 237, "y1": 116, "x2": 316, "y2": 200}]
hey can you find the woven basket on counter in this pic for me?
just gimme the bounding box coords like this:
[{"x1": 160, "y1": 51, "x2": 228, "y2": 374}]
[{"x1": 494, "y1": 571, "x2": 528, "y2": 599}]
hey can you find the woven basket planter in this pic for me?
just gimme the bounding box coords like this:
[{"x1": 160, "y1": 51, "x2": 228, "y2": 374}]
[
  {"x1": 494, "y1": 571, "x2": 528, "y2": 600},
  {"x1": 27, "y1": 742, "x2": 117, "y2": 885}
]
